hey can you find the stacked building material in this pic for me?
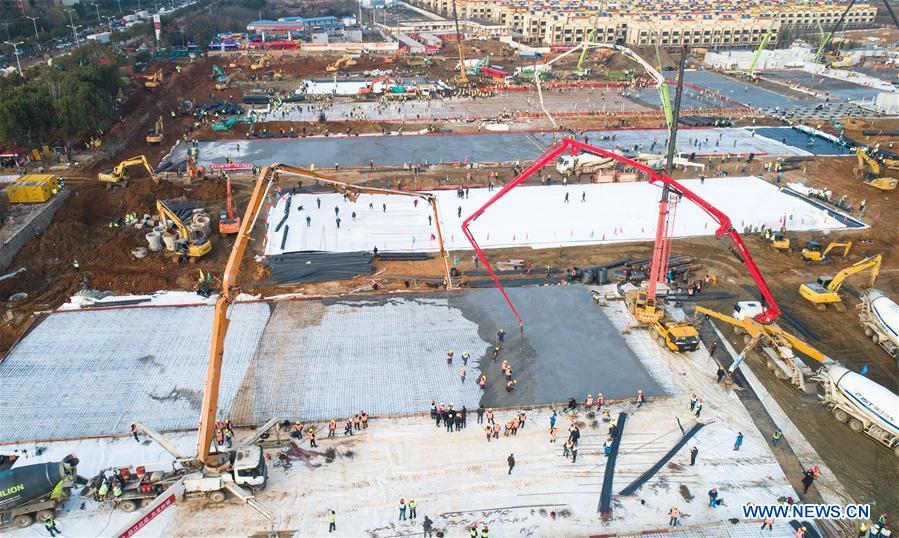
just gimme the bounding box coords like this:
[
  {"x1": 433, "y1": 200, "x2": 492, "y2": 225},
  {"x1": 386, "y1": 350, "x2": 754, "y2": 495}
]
[
  {"x1": 375, "y1": 252, "x2": 431, "y2": 261},
  {"x1": 266, "y1": 251, "x2": 374, "y2": 284},
  {"x1": 196, "y1": 101, "x2": 245, "y2": 115}
]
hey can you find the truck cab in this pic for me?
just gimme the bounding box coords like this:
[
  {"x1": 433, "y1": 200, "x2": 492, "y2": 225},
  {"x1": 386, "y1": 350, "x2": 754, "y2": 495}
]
[
  {"x1": 654, "y1": 320, "x2": 700, "y2": 352},
  {"x1": 231, "y1": 446, "x2": 267, "y2": 490},
  {"x1": 732, "y1": 301, "x2": 765, "y2": 322}
]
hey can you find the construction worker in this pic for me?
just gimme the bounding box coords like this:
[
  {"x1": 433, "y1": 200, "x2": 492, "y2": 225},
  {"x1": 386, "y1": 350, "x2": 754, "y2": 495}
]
[
  {"x1": 481, "y1": 524, "x2": 489, "y2": 538},
  {"x1": 409, "y1": 499, "x2": 417, "y2": 519},
  {"x1": 596, "y1": 393, "x2": 604, "y2": 408},
  {"x1": 353, "y1": 414, "x2": 361, "y2": 430},
  {"x1": 694, "y1": 399, "x2": 703, "y2": 418},
  {"x1": 636, "y1": 389, "x2": 645, "y2": 408},
  {"x1": 796, "y1": 525, "x2": 806, "y2": 538},
  {"x1": 293, "y1": 421, "x2": 303, "y2": 438},
  {"x1": 215, "y1": 428, "x2": 224, "y2": 447},
  {"x1": 772, "y1": 427, "x2": 783, "y2": 447},
  {"x1": 734, "y1": 432, "x2": 744, "y2": 451},
  {"x1": 326, "y1": 419, "x2": 337, "y2": 438},
  {"x1": 73, "y1": 259, "x2": 80, "y2": 272},
  {"x1": 399, "y1": 498, "x2": 407, "y2": 521},
  {"x1": 486, "y1": 408, "x2": 494, "y2": 425},
  {"x1": 668, "y1": 505, "x2": 680, "y2": 526},
  {"x1": 361, "y1": 412, "x2": 368, "y2": 429},
  {"x1": 690, "y1": 394, "x2": 698, "y2": 411},
  {"x1": 506, "y1": 380, "x2": 516, "y2": 392},
  {"x1": 519, "y1": 412, "x2": 526, "y2": 430},
  {"x1": 447, "y1": 350, "x2": 454, "y2": 364},
  {"x1": 45, "y1": 517, "x2": 61, "y2": 537},
  {"x1": 708, "y1": 487, "x2": 719, "y2": 508},
  {"x1": 328, "y1": 509, "x2": 336, "y2": 533},
  {"x1": 131, "y1": 423, "x2": 139, "y2": 442},
  {"x1": 690, "y1": 446, "x2": 699, "y2": 465},
  {"x1": 478, "y1": 375, "x2": 487, "y2": 390},
  {"x1": 801, "y1": 468, "x2": 815, "y2": 494},
  {"x1": 112, "y1": 481, "x2": 123, "y2": 497},
  {"x1": 344, "y1": 419, "x2": 353, "y2": 436},
  {"x1": 761, "y1": 515, "x2": 774, "y2": 531},
  {"x1": 507, "y1": 453, "x2": 515, "y2": 475},
  {"x1": 492, "y1": 347, "x2": 499, "y2": 362},
  {"x1": 492, "y1": 422, "x2": 500, "y2": 439},
  {"x1": 307, "y1": 428, "x2": 317, "y2": 448},
  {"x1": 603, "y1": 437, "x2": 612, "y2": 456},
  {"x1": 462, "y1": 352, "x2": 470, "y2": 365},
  {"x1": 485, "y1": 425, "x2": 492, "y2": 442},
  {"x1": 497, "y1": 328, "x2": 505, "y2": 346},
  {"x1": 224, "y1": 428, "x2": 233, "y2": 448},
  {"x1": 550, "y1": 425, "x2": 558, "y2": 443},
  {"x1": 460, "y1": 366, "x2": 466, "y2": 383},
  {"x1": 585, "y1": 394, "x2": 594, "y2": 409},
  {"x1": 423, "y1": 516, "x2": 434, "y2": 537}
]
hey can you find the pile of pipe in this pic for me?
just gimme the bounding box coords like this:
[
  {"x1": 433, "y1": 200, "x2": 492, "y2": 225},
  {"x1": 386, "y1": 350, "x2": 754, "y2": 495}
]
[
  {"x1": 196, "y1": 101, "x2": 245, "y2": 115},
  {"x1": 265, "y1": 251, "x2": 375, "y2": 284},
  {"x1": 611, "y1": 256, "x2": 699, "y2": 283},
  {"x1": 680, "y1": 116, "x2": 733, "y2": 127},
  {"x1": 375, "y1": 252, "x2": 431, "y2": 261}
]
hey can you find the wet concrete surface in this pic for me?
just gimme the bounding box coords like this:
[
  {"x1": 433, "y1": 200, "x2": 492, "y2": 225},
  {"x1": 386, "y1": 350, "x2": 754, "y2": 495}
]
[
  {"x1": 751, "y1": 127, "x2": 854, "y2": 156},
  {"x1": 451, "y1": 285, "x2": 666, "y2": 409},
  {"x1": 760, "y1": 70, "x2": 885, "y2": 101},
  {"x1": 175, "y1": 127, "x2": 811, "y2": 169},
  {"x1": 673, "y1": 70, "x2": 823, "y2": 110}
]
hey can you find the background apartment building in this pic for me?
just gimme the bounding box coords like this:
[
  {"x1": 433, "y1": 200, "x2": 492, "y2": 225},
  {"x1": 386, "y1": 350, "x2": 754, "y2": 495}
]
[{"x1": 411, "y1": 0, "x2": 878, "y2": 48}]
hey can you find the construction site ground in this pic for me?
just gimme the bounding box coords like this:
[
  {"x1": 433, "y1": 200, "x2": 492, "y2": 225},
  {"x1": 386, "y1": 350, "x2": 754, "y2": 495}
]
[
  {"x1": 1, "y1": 47, "x2": 897, "y2": 532},
  {"x1": 5, "y1": 299, "x2": 819, "y2": 537}
]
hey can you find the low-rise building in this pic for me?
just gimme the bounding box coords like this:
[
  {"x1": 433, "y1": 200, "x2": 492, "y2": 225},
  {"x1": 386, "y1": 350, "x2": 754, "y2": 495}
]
[{"x1": 410, "y1": 0, "x2": 877, "y2": 48}]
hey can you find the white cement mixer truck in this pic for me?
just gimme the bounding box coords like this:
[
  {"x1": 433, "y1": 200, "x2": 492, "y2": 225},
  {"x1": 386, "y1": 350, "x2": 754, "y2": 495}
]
[
  {"x1": 813, "y1": 365, "x2": 899, "y2": 457},
  {"x1": 858, "y1": 288, "x2": 899, "y2": 364}
]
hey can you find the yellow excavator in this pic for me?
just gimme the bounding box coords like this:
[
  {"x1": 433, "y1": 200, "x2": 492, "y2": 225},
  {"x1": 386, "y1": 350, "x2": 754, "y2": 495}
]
[
  {"x1": 325, "y1": 56, "x2": 356, "y2": 72},
  {"x1": 801, "y1": 240, "x2": 851, "y2": 264},
  {"x1": 854, "y1": 146, "x2": 898, "y2": 191},
  {"x1": 799, "y1": 254, "x2": 882, "y2": 312},
  {"x1": 214, "y1": 68, "x2": 243, "y2": 90},
  {"x1": 146, "y1": 116, "x2": 164, "y2": 144},
  {"x1": 98, "y1": 155, "x2": 156, "y2": 185},
  {"x1": 250, "y1": 53, "x2": 272, "y2": 71},
  {"x1": 156, "y1": 200, "x2": 212, "y2": 258},
  {"x1": 767, "y1": 230, "x2": 790, "y2": 252},
  {"x1": 144, "y1": 69, "x2": 163, "y2": 89}
]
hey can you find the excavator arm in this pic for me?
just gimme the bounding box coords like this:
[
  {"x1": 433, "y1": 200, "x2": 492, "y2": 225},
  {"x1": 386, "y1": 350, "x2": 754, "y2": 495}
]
[
  {"x1": 157, "y1": 200, "x2": 190, "y2": 240},
  {"x1": 822, "y1": 241, "x2": 851, "y2": 259},
  {"x1": 828, "y1": 254, "x2": 881, "y2": 292},
  {"x1": 462, "y1": 138, "x2": 782, "y2": 327}
]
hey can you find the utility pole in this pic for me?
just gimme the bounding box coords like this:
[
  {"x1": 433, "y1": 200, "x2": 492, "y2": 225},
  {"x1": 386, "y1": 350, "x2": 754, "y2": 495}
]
[
  {"x1": 66, "y1": 10, "x2": 79, "y2": 45},
  {"x1": 91, "y1": 2, "x2": 102, "y2": 25},
  {"x1": 116, "y1": 0, "x2": 123, "y2": 15},
  {"x1": 4, "y1": 41, "x2": 24, "y2": 78},
  {"x1": 0, "y1": 22, "x2": 10, "y2": 42},
  {"x1": 25, "y1": 16, "x2": 40, "y2": 48}
]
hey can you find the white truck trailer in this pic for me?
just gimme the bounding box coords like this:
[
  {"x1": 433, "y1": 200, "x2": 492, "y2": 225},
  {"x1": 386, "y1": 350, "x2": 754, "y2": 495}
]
[
  {"x1": 813, "y1": 364, "x2": 899, "y2": 457},
  {"x1": 858, "y1": 288, "x2": 899, "y2": 363}
]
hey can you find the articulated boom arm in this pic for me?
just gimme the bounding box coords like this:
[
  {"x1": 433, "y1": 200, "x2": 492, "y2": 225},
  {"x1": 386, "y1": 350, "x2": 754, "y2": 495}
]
[
  {"x1": 461, "y1": 138, "x2": 781, "y2": 327},
  {"x1": 198, "y1": 164, "x2": 276, "y2": 464}
]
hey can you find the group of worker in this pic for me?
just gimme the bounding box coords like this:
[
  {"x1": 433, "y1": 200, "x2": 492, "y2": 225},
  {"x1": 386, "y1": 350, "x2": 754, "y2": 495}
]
[
  {"x1": 430, "y1": 401, "x2": 468, "y2": 432},
  {"x1": 214, "y1": 419, "x2": 234, "y2": 448}
]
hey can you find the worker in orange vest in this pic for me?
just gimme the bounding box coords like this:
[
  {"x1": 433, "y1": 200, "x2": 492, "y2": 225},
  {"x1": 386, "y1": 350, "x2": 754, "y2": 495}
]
[
  {"x1": 214, "y1": 428, "x2": 224, "y2": 446},
  {"x1": 327, "y1": 419, "x2": 337, "y2": 438},
  {"x1": 478, "y1": 375, "x2": 487, "y2": 389},
  {"x1": 307, "y1": 427, "x2": 317, "y2": 447},
  {"x1": 668, "y1": 506, "x2": 680, "y2": 526},
  {"x1": 485, "y1": 409, "x2": 495, "y2": 425},
  {"x1": 596, "y1": 393, "x2": 604, "y2": 408},
  {"x1": 352, "y1": 414, "x2": 361, "y2": 430},
  {"x1": 360, "y1": 412, "x2": 368, "y2": 429},
  {"x1": 459, "y1": 366, "x2": 467, "y2": 383}
]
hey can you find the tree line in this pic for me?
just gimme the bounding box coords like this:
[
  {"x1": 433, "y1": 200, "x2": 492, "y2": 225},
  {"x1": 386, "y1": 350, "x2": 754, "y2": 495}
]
[{"x1": 0, "y1": 43, "x2": 121, "y2": 148}]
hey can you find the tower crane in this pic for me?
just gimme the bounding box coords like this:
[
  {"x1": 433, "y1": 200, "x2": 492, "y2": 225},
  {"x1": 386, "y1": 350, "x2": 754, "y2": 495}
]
[{"x1": 450, "y1": 0, "x2": 468, "y2": 85}]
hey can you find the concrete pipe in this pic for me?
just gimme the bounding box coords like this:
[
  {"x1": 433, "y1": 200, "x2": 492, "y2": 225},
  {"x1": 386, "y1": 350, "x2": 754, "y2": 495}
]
[
  {"x1": 162, "y1": 231, "x2": 177, "y2": 251},
  {"x1": 131, "y1": 247, "x2": 149, "y2": 259},
  {"x1": 194, "y1": 215, "x2": 211, "y2": 235},
  {"x1": 146, "y1": 232, "x2": 164, "y2": 252}
]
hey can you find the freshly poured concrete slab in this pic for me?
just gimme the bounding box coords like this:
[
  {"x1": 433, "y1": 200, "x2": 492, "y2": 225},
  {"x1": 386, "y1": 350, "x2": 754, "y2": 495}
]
[
  {"x1": 170, "y1": 127, "x2": 809, "y2": 170},
  {"x1": 451, "y1": 285, "x2": 667, "y2": 408},
  {"x1": 0, "y1": 303, "x2": 271, "y2": 443},
  {"x1": 760, "y1": 70, "x2": 885, "y2": 101}
]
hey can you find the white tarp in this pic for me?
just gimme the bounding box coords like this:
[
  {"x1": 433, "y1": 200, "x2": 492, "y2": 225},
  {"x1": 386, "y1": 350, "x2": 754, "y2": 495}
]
[{"x1": 265, "y1": 176, "x2": 847, "y2": 255}]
